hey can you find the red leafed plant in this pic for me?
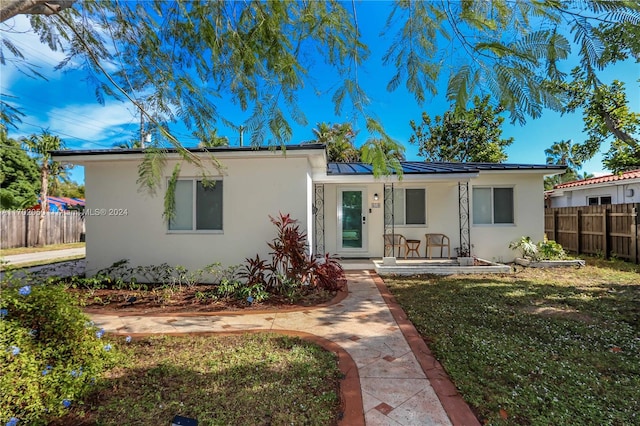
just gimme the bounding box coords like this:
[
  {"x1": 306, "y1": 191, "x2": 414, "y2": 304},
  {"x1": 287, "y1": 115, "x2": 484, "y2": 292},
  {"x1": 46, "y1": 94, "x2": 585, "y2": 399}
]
[
  {"x1": 238, "y1": 254, "x2": 267, "y2": 287},
  {"x1": 311, "y1": 253, "x2": 346, "y2": 292},
  {"x1": 267, "y1": 213, "x2": 313, "y2": 288},
  {"x1": 242, "y1": 213, "x2": 346, "y2": 294}
]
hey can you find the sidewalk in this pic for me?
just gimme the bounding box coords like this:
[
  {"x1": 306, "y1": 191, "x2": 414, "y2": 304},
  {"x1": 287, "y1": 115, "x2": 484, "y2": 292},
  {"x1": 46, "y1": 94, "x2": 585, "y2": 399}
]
[
  {"x1": 90, "y1": 270, "x2": 479, "y2": 426},
  {"x1": 1, "y1": 247, "x2": 86, "y2": 266}
]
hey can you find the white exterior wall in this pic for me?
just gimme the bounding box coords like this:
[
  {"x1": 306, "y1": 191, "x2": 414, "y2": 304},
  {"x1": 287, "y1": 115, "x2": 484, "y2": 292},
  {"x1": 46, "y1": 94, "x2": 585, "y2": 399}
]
[
  {"x1": 322, "y1": 173, "x2": 546, "y2": 262},
  {"x1": 83, "y1": 154, "x2": 313, "y2": 274},
  {"x1": 550, "y1": 182, "x2": 640, "y2": 207},
  {"x1": 470, "y1": 173, "x2": 546, "y2": 262},
  {"x1": 322, "y1": 180, "x2": 471, "y2": 259}
]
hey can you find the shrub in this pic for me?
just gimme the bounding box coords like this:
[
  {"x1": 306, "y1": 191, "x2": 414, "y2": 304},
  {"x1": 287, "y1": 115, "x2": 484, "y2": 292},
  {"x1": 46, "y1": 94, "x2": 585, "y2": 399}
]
[
  {"x1": 0, "y1": 274, "x2": 117, "y2": 425},
  {"x1": 311, "y1": 253, "x2": 346, "y2": 292},
  {"x1": 509, "y1": 236, "x2": 567, "y2": 261},
  {"x1": 239, "y1": 255, "x2": 268, "y2": 288},
  {"x1": 242, "y1": 213, "x2": 346, "y2": 298},
  {"x1": 266, "y1": 213, "x2": 314, "y2": 291},
  {"x1": 538, "y1": 238, "x2": 567, "y2": 260},
  {"x1": 509, "y1": 236, "x2": 538, "y2": 259}
]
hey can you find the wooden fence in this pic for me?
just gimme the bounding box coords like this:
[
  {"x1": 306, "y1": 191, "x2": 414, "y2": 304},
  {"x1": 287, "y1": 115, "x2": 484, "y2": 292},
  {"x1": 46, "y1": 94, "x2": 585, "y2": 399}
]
[
  {"x1": 545, "y1": 203, "x2": 639, "y2": 263},
  {"x1": 0, "y1": 211, "x2": 85, "y2": 249}
]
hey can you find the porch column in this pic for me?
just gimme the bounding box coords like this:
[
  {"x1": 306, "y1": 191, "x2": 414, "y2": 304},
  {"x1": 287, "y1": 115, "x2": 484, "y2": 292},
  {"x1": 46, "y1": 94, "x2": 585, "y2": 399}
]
[
  {"x1": 383, "y1": 183, "x2": 395, "y2": 256},
  {"x1": 458, "y1": 181, "x2": 471, "y2": 256},
  {"x1": 313, "y1": 184, "x2": 325, "y2": 256}
]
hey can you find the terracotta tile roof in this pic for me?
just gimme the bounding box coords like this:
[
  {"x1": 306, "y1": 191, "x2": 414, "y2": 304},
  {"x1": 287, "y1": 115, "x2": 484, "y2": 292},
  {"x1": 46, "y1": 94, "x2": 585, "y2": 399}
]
[{"x1": 554, "y1": 169, "x2": 640, "y2": 189}]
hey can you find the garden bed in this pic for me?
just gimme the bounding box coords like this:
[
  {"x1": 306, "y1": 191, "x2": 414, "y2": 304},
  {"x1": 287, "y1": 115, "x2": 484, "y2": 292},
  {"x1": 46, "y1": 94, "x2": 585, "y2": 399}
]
[{"x1": 72, "y1": 285, "x2": 342, "y2": 314}]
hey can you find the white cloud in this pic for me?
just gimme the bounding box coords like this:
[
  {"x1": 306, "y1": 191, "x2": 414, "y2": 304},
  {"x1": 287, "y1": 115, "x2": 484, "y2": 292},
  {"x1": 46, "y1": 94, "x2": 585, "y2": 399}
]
[
  {"x1": 10, "y1": 100, "x2": 138, "y2": 149},
  {"x1": 46, "y1": 101, "x2": 138, "y2": 144},
  {"x1": 3, "y1": 15, "x2": 144, "y2": 148},
  {"x1": 1, "y1": 15, "x2": 71, "y2": 85}
]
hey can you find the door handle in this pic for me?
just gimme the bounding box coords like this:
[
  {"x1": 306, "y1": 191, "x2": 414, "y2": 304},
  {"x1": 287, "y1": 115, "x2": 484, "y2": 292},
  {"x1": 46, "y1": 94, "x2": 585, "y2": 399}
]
[{"x1": 362, "y1": 216, "x2": 366, "y2": 225}]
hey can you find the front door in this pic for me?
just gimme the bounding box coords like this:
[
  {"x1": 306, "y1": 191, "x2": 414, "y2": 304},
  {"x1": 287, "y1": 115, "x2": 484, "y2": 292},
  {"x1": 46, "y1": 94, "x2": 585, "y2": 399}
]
[{"x1": 338, "y1": 188, "x2": 367, "y2": 253}]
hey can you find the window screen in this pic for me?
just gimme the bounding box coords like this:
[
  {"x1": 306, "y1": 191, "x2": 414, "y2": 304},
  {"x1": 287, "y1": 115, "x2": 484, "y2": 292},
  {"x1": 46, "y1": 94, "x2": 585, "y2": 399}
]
[
  {"x1": 169, "y1": 180, "x2": 194, "y2": 230},
  {"x1": 169, "y1": 180, "x2": 223, "y2": 231},
  {"x1": 196, "y1": 181, "x2": 223, "y2": 230},
  {"x1": 405, "y1": 189, "x2": 426, "y2": 225}
]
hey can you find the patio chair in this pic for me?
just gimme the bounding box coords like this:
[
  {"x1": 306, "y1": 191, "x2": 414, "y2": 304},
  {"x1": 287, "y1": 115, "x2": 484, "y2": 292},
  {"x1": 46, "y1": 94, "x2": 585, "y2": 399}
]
[
  {"x1": 383, "y1": 233, "x2": 409, "y2": 259},
  {"x1": 425, "y1": 233, "x2": 450, "y2": 259}
]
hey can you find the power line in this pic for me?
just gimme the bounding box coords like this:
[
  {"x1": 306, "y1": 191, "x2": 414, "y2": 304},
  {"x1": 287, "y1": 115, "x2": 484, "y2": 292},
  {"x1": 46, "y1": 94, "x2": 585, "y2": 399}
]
[
  {"x1": 1, "y1": 34, "x2": 66, "y2": 69},
  {"x1": 6, "y1": 100, "x2": 137, "y2": 136},
  {"x1": 1, "y1": 87, "x2": 139, "y2": 131},
  {"x1": 16, "y1": 120, "x2": 119, "y2": 149}
]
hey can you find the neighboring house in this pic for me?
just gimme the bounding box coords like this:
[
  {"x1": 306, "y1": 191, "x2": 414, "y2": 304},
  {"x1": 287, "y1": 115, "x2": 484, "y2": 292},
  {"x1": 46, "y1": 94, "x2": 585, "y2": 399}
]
[
  {"x1": 546, "y1": 169, "x2": 640, "y2": 208},
  {"x1": 52, "y1": 144, "x2": 564, "y2": 273},
  {"x1": 27, "y1": 196, "x2": 85, "y2": 212}
]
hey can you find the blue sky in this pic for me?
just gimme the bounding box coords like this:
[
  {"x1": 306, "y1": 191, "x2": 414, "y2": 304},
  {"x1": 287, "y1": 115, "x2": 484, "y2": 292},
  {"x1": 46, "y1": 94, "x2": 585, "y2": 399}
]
[{"x1": 1, "y1": 2, "x2": 638, "y2": 184}]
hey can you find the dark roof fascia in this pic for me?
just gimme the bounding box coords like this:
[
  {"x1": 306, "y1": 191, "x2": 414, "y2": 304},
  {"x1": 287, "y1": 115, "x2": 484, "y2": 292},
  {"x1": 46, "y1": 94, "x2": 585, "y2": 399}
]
[{"x1": 50, "y1": 143, "x2": 326, "y2": 157}]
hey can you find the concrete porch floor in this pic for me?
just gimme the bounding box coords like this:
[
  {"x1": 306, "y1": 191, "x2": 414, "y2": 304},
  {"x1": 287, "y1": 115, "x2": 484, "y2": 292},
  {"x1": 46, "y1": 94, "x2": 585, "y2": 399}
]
[{"x1": 339, "y1": 258, "x2": 512, "y2": 275}]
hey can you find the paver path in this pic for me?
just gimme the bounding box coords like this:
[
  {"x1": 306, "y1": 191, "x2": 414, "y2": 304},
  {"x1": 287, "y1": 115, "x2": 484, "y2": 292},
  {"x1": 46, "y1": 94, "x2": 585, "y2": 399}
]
[{"x1": 90, "y1": 270, "x2": 457, "y2": 425}]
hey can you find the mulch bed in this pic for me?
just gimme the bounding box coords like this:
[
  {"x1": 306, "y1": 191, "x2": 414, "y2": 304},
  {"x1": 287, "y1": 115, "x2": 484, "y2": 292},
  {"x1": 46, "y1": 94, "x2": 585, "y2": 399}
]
[{"x1": 70, "y1": 285, "x2": 338, "y2": 314}]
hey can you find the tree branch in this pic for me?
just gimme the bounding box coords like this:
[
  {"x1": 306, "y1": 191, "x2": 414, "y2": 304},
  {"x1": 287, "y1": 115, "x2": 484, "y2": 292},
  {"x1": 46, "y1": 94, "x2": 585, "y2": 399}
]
[
  {"x1": 601, "y1": 110, "x2": 637, "y2": 144},
  {"x1": 1, "y1": 0, "x2": 74, "y2": 23}
]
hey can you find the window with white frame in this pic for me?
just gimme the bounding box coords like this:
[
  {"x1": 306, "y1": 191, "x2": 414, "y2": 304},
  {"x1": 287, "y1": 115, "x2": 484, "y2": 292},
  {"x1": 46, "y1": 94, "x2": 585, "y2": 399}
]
[
  {"x1": 472, "y1": 187, "x2": 514, "y2": 224},
  {"x1": 393, "y1": 188, "x2": 426, "y2": 225},
  {"x1": 587, "y1": 196, "x2": 611, "y2": 205},
  {"x1": 169, "y1": 179, "x2": 223, "y2": 231}
]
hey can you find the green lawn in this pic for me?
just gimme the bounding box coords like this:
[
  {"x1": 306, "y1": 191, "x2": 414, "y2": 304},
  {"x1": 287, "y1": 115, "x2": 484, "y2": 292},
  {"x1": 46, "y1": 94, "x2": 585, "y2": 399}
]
[
  {"x1": 55, "y1": 333, "x2": 341, "y2": 426},
  {"x1": 384, "y1": 257, "x2": 640, "y2": 425}
]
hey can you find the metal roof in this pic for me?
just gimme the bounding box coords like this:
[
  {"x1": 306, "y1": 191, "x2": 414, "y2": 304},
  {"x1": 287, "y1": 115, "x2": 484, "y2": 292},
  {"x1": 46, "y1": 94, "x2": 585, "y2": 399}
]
[
  {"x1": 327, "y1": 162, "x2": 565, "y2": 175},
  {"x1": 51, "y1": 143, "x2": 326, "y2": 157}
]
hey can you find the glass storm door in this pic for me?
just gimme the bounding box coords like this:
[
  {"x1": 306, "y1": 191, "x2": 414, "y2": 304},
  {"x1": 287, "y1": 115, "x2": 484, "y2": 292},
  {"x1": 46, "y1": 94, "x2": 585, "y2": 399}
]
[{"x1": 339, "y1": 188, "x2": 367, "y2": 252}]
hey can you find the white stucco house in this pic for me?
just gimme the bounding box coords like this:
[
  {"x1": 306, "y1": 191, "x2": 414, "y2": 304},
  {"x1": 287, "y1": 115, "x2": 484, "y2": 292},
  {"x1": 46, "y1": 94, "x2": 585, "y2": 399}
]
[
  {"x1": 52, "y1": 144, "x2": 564, "y2": 274},
  {"x1": 546, "y1": 169, "x2": 640, "y2": 208}
]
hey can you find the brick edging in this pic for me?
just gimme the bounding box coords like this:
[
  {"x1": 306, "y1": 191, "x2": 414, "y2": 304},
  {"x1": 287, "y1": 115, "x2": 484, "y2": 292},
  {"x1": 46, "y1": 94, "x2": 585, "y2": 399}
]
[
  {"x1": 370, "y1": 273, "x2": 481, "y2": 426},
  {"x1": 109, "y1": 329, "x2": 364, "y2": 426}
]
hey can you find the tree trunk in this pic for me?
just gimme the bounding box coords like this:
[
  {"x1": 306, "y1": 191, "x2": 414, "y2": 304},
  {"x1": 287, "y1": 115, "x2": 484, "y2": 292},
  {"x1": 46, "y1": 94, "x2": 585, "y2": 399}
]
[{"x1": 37, "y1": 163, "x2": 49, "y2": 246}]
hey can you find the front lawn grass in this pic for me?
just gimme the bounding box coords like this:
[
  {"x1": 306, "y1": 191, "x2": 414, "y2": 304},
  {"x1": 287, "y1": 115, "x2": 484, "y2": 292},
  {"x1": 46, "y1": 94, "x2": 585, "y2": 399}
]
[
  {"x1": 384, "y1": 257, "x2": 640, "y2": 425},
  {"x1": 55, "y1": 333, "x2": 342, "y2": 425}
]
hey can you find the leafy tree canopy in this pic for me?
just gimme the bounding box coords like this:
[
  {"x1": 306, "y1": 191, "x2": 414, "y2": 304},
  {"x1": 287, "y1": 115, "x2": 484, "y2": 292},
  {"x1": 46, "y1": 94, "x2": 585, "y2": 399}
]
[
  {"x1": 556, "y1": 68, "x2": 639, "y2": 174},
  {"x1": 543, "y1": 139, "x2": 594, "y2": 189},
  {"x1": 21, "y1": 131, "x2": 66, "y2": 212},
  {"x1": 1, "y1": 0, "x2": 639, "y2": 210},
  {"x1": 545, "y1": 139, "x2": 585, "y2": 175},
  {"x1": 409, "y1": 95, "x2": 514, "y2": 163},
  {"x1": 197, "y1": 129, "x2": 229, "y2": 148},
  {"x1": 306, "y1": 122, "x2": 359, "y2": 162},
  {"x1": 0, "y1": 128, "x2": 39, "y2": 209},
  {"x1": 50, "y1": 180, "x2": 84, "y2": 198}
]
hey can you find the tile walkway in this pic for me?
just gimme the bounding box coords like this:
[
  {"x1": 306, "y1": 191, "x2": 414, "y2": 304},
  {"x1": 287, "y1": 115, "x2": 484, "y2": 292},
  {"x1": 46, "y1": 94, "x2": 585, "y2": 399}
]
[{"x1": 89, "y1": 270, "x2": 479, "y2": 426}]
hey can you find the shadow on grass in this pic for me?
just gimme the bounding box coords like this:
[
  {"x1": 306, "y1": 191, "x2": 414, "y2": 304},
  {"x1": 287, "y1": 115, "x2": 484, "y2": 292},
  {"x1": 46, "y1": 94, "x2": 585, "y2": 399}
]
[
  {"x1": 579, "y1": 255, "x2": 640, "y2": 273},
  {"x1": 51, "y1": 334, "x2": 341, "y2": 426},
  {"x1": 384, "y1": 272, "x2": 640, "y2": 425}
]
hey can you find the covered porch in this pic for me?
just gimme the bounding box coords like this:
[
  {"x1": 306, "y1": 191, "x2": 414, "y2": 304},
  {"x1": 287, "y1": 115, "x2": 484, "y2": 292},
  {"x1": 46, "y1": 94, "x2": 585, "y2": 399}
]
[{"x1": 312, "y1": 170, "x2": 474, "y2": 261}]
